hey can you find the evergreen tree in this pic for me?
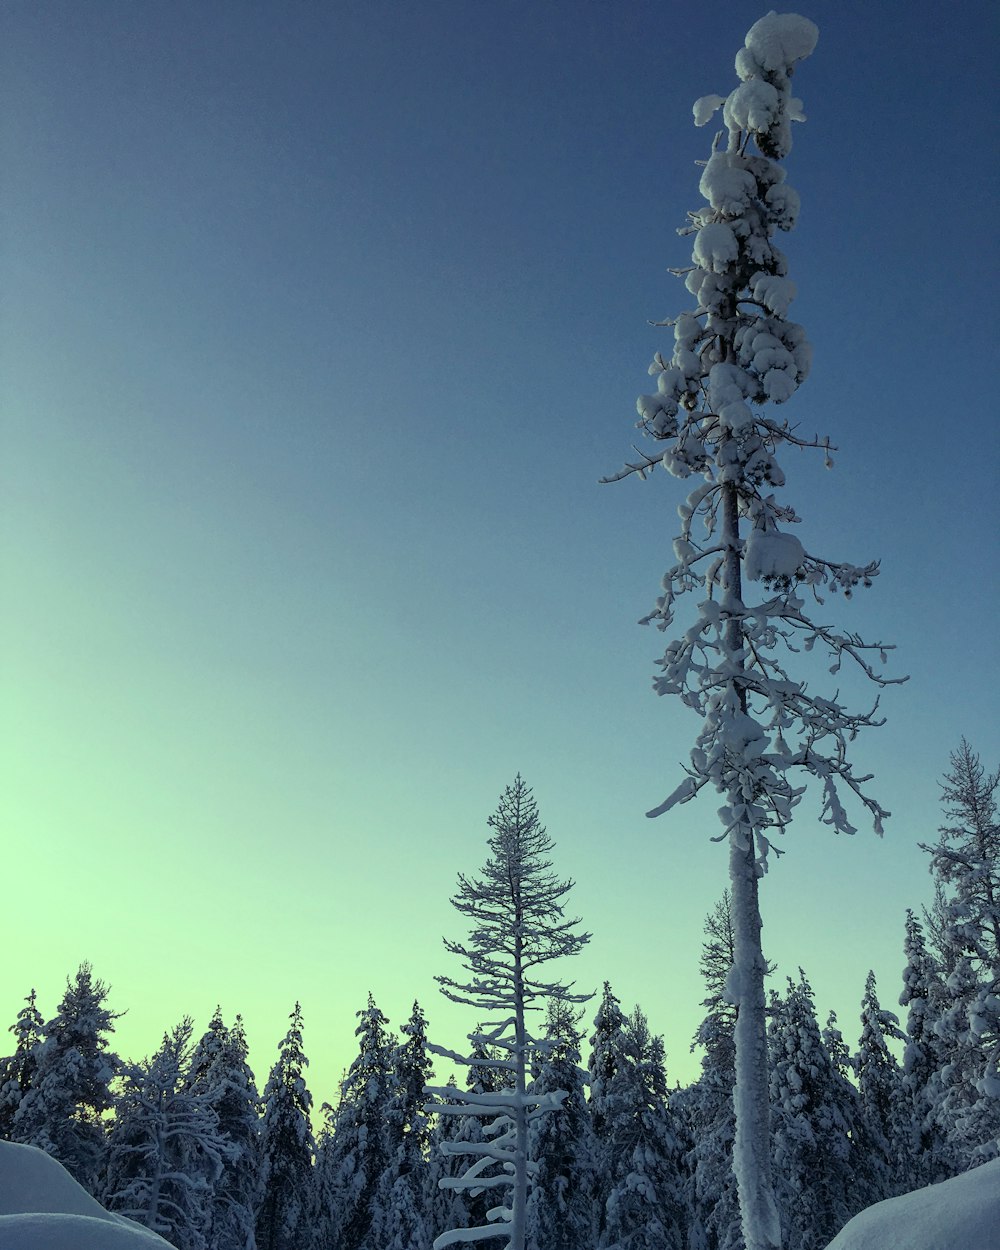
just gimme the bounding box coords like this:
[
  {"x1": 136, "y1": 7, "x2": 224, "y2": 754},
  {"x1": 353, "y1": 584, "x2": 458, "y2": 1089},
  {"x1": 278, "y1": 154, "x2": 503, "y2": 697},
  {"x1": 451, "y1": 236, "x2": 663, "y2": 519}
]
[
  {"x1": 603, "y1": 15, "x2": 903, "y2": 1247},
  {"x1": 189, "y1": 1013, "x2": 262, "y2": 1250},
  {"x1": 897, "y1": 911, "x2": 950, "y2": 1187},
  {"x1": 255, "y1": 1003, "x2": 315, "y2": 1250},
  {"x1": 11, "y1": 962, "x2": 120, "y2": 1193},
  {"x1": 768, "y1": 975, "x2": 860, "y2": 1250},
  {"x1": 588, "y1": 982, "x2": 627, "y2": 1148},
  {"x1": 369, "y1": 1001, "x2": 436, "y2": 1250},
  {"x1": 427, "y1": 774, "x2": 592, "y2": 1250},
  {"x1": 104, "y1": 1018, "x2": 228, "y2": 1250},
  {"x1": 594, "y1": 1006, "x2": 685, "y2": 1250},
  {"x1": 0, "y1": 988, "x2": 45, "y2": 1140},
  {"x1": 327, "y1": 993, "x2": 396, "y2": 1250},
  {"x1": 684, "y1": 898, "x2": 743, "y2": 1250},
  {"x1": 921, "y1": 740, "x2": 1000, "y2": 1163},
  {"x1": 854, "y1": 971, "x2": 904, "y2": 1196},
  {"x1": 525, "y1": 1002, "x2": 598, "y2": 1250}
]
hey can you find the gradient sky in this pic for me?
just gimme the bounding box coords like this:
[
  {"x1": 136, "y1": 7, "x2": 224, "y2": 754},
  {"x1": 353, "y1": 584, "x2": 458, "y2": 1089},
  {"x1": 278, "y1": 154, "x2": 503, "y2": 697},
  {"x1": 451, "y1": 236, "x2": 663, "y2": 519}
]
[{"x1": 3, "y1": 0, "x2": 998, "y2": 1107}]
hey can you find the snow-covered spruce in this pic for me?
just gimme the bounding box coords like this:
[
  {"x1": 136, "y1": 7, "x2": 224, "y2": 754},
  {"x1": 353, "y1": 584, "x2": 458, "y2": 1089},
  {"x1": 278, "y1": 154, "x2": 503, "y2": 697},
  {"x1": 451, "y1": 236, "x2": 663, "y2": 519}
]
[
  {"x1": 425, "y1": 775, "x2": 592, "y2": 1250},
  {"x1": 603, "y1": 12, "x2": 904, "y2": 1250},
  {"x1": 255, "y1": 1003, "x2": 315, "y2": 1250},
  {"x1": 8, "y1": 963, "x2": 121, "y2": 1196},
  {"x1": 920, "y1": 740, "x2": 1000, "y2": 1164},
  {"x1": 102, "y1": 1018, "x2": 229, "y2": 1248}
]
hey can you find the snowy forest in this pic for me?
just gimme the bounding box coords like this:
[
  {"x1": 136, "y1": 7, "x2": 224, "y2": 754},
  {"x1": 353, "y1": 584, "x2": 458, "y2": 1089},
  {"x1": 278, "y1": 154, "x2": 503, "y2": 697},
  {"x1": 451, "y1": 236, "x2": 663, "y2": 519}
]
[
  {"x1": 1, "y1": 741, "x2": 999, "y2": 1250},
  {"x1": 4, "y1": 7, "x2": 999, "y2": 1249}
]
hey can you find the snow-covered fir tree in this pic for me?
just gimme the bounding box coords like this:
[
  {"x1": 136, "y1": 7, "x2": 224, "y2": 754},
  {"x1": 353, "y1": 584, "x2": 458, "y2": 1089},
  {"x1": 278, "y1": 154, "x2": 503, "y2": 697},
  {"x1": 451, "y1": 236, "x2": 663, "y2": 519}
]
[
  {"x1": 0, "y1": 988, "x2": 45, "y2": 1140},
  {"x1": 603, "y1": 13, "x2": 903, "y2": 1248},
  {"x1": 896, "y1": 912, "x2": 950, "y2": 1188},
  {"x1": 103, "y1": 1017, "x2": 228, "y2": 1250},
  {"x1": 368, "y1": 1001, "x2": 436, "y2": 1250},
  {"x1": 187, "y1": 1012, "x2": 262, "y2": 1250},
  {"x1": 921, "y1": 740, "x2": 1000, "y2": 1163},
  {"x1": 426, "y1": 774, "x2": 592, "y2": 1250},
  {"x1": 255, "y1": 1003, "x2": 315, "y2": 1250},
  {"x1": 595, "y1": 1005, "x2": 690, "y2": 1250},
  {"x1": 11, "y1": 962, "x2": 120, "y2": 1193},
  {"x1": 768, "y1": 975, "x2": 861, "y2": 1250},
  {"x1": 588, "y1": 983, "x2": 627, "y2": 1146},
  {"x1": 525, "y1": 1001, "x2": 598, "y2": 1250},
  {"x1": 682, "y1": 898, "x2": 743, "y2": 1250},
  {"x1": 854, "y1": 969, "x2": 905, "y2": 1194},
  {"x1": 324, "y1": 993, "x2": 397, "y2": 1250}
]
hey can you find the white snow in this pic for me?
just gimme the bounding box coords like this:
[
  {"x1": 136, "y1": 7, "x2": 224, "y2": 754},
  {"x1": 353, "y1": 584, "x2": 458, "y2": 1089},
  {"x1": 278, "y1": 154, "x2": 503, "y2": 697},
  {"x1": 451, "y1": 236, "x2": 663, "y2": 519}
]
[
  {"x1": 0, "y1": 1141, "x2": 172, "y2": 1249},
  {"x1": 693, "y1": 93, "x2": 727, "y2": 127},
  {"x1": 825, "y1": 1158, "x2": 1000, "y2": 1250},
  {"x1": 738, "y1": 12, "x2": 819, "y2": 77},
  {"x1": 743, "y1": 529, "x2": 805, "y2": 582}
]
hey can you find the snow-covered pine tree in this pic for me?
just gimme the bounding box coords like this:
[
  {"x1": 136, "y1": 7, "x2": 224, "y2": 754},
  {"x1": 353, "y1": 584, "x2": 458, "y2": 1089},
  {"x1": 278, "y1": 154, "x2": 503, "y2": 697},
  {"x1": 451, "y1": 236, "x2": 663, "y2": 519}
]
[
  {"x1": 921, "y1": 740, "x2": 1000, "y2": 1163},
  {"x1": 767, "y1": 975, "x2": 860, "y2": 1250},
  {"x1": 325, "y1": 993, "x2": 397, "y2": 1250},
  {"x1": 853, "y1": 971, "x2": 905, "y2": 1197},
  {"x1": 603, "y1": 14, "x2": 903, "y2": 1249},
  {"x1": 0, "y1": 988, "x2": 45, "y2": 1140},
  {"x1": 188, "y1": 1012, "x2": 262, "y2": 1250},
  {"x1": 426, "y1": 774, "x2": 592, "y2": 1250},
  {"x1": 11, "y1": 962, "x2": 121, "y2": 1193},
  {"x1": 368, "y1": 1001, "x2": 436, "y2": 1250},
  {"x1": 255, "y1": 1003, "x2": 315, "y2": 1250},
  {"x1": 683, "y1": 897, "x2": 745, "y2": 1250},
  {"x1": 103, "y1": 1017, "x2": 228, "y2": 1250},
  {"x1": 588, "y1": 982, "x2": 627, "y2": 1148},
  {"x1": 525, "y1": 1001, "x2": 598, "y2": 1250},
  {"x1": 594, "y1": 1006, "x2": 686, "y2": 1250},
  {"x1": 897, "y1": 911, "x2": 950, "y2": 1187}
]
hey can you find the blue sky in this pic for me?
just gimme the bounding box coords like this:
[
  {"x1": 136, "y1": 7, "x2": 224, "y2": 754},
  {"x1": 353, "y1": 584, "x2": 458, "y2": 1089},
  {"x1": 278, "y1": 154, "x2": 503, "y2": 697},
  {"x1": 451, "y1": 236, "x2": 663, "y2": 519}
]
[{"x1": 2, "y1": 0, "x2": 998, "y2": 1103}]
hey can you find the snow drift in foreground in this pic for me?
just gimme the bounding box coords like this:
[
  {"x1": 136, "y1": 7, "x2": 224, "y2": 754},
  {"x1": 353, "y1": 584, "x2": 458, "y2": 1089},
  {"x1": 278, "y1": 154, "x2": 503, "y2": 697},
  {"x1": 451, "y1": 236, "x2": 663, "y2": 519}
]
[
  {"x1": 0, "y1": 1140, "x2": 172, "y2": 1249},
  {"x1": 825, "y1": 1158, "x2": 1000, "y2": 1250}
]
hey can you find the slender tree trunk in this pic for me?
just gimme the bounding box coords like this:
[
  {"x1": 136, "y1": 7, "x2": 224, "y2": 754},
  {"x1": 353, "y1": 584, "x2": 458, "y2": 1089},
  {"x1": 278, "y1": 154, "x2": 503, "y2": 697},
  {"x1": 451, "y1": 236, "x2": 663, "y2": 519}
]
[
  {"x1": 722, "y1": 476, "x2": 781, "y2": 1250},
  {"x1": 510, "y1": 916, "x2": 528, "y2": 1250}
]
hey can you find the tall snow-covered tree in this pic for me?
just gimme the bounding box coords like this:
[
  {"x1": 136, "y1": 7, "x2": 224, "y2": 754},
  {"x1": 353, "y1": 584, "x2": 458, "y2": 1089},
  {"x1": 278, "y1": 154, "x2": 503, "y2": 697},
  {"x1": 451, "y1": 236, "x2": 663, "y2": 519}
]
[
  {"x1": 897, "y1": 912, "x2": 950, "y2": 1187},
  {"x1": 525, "y1": 1001, "x2": 598, "y2": 1250},
  {"x1": 603, "y1": 14, "x2": 903, "y2": 1248},
  {"x1": 187, "y1": 1012, "x2": 262, "y2": 1250},
  {"x1": 921, "y1": 739, "x2": 1000, "y2": 1161},
  {"x1": 255, "y1": 1003, "x2": 315, "y2": 1250},
  {"x1": 593, "y1": 1006, "x2": 686, "y2": 1250},
  {"x1": 324, "y1": 993, "x2": 396, "y2": 1250},
  {"x1": 368, "y1": 1001, "x2": 436, "y2": 1250},
  {"x1": 427, "y1": 774, "x2": 592, "y2": 1250},
  {"x1": 768, "y1": 975, "x2": 861, "y2": 1250},
  {"x1": 11, "y1": 962, "x2": 121, "y2": 1193},
  {"x1": 683, "y1": 898, "x2": 746, "y2": 1250},
  {"x1": 854, "y1": 970, "x2": 904, "y2": 1178},
  {"x1": 0, "y1": 988, "x2": 45, "y2": 1140},
  {"x1": 104, "y1": 1018, "x2": 228, "y2": 1250}
]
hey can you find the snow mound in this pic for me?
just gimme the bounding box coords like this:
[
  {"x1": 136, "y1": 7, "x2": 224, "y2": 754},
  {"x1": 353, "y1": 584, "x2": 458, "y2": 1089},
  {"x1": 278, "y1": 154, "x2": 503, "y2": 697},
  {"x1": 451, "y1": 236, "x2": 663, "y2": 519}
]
[
  {"x1": 825, "y1": 1159, "x2": 1000, "y2": 1250},
  {"x1": 0, "y1": 1141, "x2": 172, "y2": 1249}
]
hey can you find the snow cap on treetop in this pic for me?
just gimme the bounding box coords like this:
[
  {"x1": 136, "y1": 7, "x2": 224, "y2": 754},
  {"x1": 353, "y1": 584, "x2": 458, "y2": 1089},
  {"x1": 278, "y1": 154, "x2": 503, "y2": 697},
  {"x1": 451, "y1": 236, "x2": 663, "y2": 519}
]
[{"x1": 738, "y1": 12, "x2": 819, "y2": 78}]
